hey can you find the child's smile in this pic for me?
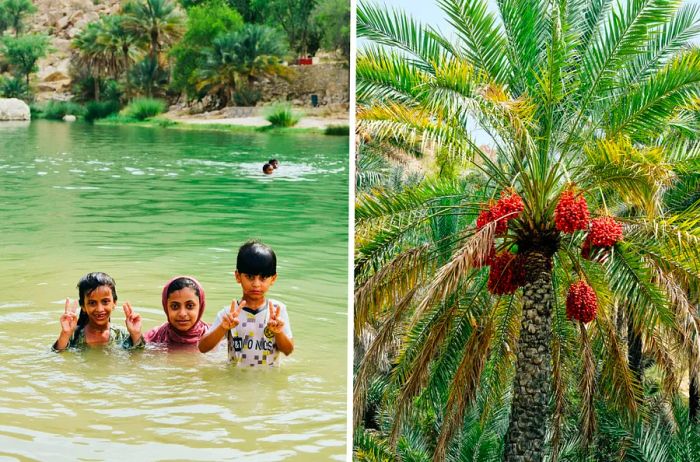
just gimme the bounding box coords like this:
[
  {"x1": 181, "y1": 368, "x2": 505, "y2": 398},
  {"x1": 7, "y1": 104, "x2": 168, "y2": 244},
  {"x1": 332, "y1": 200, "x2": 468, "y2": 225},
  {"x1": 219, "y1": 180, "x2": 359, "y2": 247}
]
[{"x1": 83, "y1": 285, "x2": 115, "y2": 328}]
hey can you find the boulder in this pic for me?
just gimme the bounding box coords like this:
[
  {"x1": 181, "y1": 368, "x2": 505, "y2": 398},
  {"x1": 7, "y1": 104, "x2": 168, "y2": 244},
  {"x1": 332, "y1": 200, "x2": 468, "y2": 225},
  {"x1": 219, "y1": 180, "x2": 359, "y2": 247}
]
[
  {"x1": 0, "y1": 98, "x2": 31, "y2": 121},
  {"x1": 43, "y1": 71, "x2": 70, "y2": 82},
  {"x1": 63, "y1": 115, "x2": 77, "y2": 122}
]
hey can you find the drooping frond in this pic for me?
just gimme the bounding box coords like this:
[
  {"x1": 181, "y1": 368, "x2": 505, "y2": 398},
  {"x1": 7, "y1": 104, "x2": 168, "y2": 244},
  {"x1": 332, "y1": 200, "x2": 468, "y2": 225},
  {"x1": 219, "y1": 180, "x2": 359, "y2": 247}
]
[
  {"x1": 433, "y1": 315, "x2": 495, "y2": 461},
  {"x1": 354, "y1": 288, "x2": 418, "y2": 430}
]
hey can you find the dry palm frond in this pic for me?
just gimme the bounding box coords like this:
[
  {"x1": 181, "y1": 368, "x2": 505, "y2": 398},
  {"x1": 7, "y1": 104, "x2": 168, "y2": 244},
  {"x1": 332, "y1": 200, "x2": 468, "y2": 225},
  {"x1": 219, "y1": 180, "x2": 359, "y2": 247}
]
[
  {"x1": 353, "y1": 287, "x2": 418, "y2": 431},
  {"x1": 433, "y1": 316, "x2": 495, "y2": 461},
  {"x1": 388, "y1": 297, "x2": 462, "y2": 446},
  {"x1": 355, "y1": 245, "x2": 430, "y2": 334},
  {"x1": 579, "y1": 322, "x2": 597, "y2": 449},
  {"x1": 597, "y1": 317, "x2": 642, "y2": 422},
  {"x1": 409, "y1": 222, "x2": 496, "y2": 324},
  {"x1": 645, "y1": 328, "x2": 680, "y2": 399}
]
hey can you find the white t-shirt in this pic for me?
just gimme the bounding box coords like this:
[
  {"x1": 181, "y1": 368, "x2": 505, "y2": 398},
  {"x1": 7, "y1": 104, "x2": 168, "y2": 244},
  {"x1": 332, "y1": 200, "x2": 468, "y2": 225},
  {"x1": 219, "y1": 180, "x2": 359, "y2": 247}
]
[{"x1": 209, "y1": 298, "x2": 292, "y2": 367}]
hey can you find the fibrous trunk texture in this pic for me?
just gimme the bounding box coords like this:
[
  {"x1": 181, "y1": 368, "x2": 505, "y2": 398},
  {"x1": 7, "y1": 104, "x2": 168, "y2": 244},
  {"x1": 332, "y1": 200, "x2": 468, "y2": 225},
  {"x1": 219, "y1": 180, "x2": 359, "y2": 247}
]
[{"x1": 505, "y1": 250, "x2": 553, "y2": 462}]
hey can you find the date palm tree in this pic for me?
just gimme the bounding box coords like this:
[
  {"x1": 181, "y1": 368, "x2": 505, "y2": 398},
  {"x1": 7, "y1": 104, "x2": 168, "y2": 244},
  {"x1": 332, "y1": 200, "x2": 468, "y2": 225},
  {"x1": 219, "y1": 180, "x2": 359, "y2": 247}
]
[
  {"x1": 72, "y1": 22, "x2": 120, "y2": 101},
  {"x1": 122, "y1": 0, "x2": 184, "y2": 61},
  {"x1": 197, "y1": 24, "x2": 289, "y2": 107},
  {"x1": 354, "y1": 1, "x2": 700, "y2": 461}
]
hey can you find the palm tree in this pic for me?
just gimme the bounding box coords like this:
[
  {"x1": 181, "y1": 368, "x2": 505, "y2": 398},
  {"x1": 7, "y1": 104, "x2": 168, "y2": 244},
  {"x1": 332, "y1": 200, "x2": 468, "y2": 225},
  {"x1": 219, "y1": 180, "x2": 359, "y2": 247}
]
[
  {"x1": 197, "y1": 24, "x2": 289, "y2": 107},
  {"x1": 354, "y1": 1, "x2": 700, "y2": 461},
  {"x1": 72, "y1": 22, "x2": 120, "y2": 101},
  {"x1": 122, "y1": 0, "x2": 184, "y2": 61},
  {"x1": 100, "y1": 15, "x2": 143, "y2": 80}
]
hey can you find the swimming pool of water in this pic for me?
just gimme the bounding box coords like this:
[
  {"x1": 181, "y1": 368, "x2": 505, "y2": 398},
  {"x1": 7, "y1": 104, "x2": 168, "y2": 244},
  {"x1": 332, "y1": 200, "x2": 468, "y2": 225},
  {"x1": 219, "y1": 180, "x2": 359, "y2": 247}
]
[{"x1": 0, "y1": 121, "x2": 349, "y2": 461}]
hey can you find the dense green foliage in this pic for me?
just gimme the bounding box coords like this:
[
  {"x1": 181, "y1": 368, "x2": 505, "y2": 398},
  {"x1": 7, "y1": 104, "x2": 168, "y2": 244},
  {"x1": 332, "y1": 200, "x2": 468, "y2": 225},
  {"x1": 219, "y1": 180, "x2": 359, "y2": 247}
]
[
  {"x1": 0, "y1": 0, "x2": 35, "y2": 37},
  {"x1": 1, "y1": 34, "x2": 48, "y2": 86},
  {"x1": 355, "y1": 0, "x2": 700, "y2": 461},
  {"x1": 84, "y1": 100, "x2": 120, "y2": 122},
  {"x1": 0, "y1": 0, "x2": 347, "y2": 109},
  {"x1": 170, "y1": 0, "x2": 244, "y2": 99},
  {"x1": 197, "y1": 24, "x2": 289, "y2": 106},
  {"x1": 41, "y1": 100, "x2": 86, "y2": 119}
]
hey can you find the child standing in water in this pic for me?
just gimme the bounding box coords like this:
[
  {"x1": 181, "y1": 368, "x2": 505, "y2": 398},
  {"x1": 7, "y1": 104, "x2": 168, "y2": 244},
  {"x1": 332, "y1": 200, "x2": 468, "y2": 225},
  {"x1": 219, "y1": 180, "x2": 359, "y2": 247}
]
[
  {"x1": 145, "y1": 276, "x2": 209, "y2": 347},
  {"x1": 53, "y1": 272, "x2": 144, "y2": 351},
  {"x1": 198, "y1": 241, "x2": 294, "y2": 366}
]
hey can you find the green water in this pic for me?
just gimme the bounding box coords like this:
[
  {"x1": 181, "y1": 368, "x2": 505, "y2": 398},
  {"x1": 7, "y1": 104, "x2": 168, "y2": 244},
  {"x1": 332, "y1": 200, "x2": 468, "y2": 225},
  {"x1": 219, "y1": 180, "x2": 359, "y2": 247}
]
[{"x1": 0, "y1": 121, "x2": 349, "y2": 461}]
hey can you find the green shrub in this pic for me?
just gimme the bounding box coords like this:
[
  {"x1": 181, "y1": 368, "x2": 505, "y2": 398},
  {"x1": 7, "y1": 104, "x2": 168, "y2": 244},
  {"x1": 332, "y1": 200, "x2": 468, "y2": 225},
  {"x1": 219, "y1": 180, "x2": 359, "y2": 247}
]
[
  {"x1": 29, "y1": 103, "x2": 43, "y2": 118},
  {"x1": 324, "y1": 124, "x2": 349, "y2": 136},
  {"x1": 0, "y1": 76, "x2": 29, "y2": 99},
  {"x1": 42, "y1": 100, "x2": 86, "y2": 120},
  {"x1": 84, "y1": 100, "x2": 120, "y2": 122},
  {"x1": 265, "y1": 103, "x2": 302, "y2": 127},
  {"x1": 123, "y1": 98, "x2": 167, "y2": 121}
]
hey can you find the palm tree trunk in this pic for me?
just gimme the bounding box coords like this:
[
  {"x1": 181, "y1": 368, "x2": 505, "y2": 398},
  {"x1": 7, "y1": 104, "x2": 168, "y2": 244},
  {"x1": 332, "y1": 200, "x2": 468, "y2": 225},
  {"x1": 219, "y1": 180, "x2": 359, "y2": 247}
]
[
  {"x1": 505, "y1": 249, "x2": 554, "y2": 462},
  {"x1": 94, "y1": 76, "x2": 100, "y2": 102}
]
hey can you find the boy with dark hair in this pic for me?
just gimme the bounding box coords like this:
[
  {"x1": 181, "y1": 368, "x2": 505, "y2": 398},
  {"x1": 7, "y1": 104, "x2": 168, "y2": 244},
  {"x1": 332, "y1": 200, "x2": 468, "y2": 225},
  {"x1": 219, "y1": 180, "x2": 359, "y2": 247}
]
[
  {"x1": 198, "y1": 241, "x2": 293, "y2": 366},
  {"x1": 262, "y1": 163, "x2": 274, "y2": 175}
]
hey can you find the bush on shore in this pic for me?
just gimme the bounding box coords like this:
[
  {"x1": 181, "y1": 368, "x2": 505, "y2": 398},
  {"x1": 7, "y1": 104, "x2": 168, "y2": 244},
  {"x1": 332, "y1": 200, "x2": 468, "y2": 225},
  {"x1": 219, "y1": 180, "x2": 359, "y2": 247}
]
[
  {"x1": 265, "y1": 103, "x2": 302, "y2": 127},
  {"x1": 84, "y1": 100, "x2": 121, "y2": 122},
  {"x1": 122, "y1": 98, "x2": 167, "y2": 121}
]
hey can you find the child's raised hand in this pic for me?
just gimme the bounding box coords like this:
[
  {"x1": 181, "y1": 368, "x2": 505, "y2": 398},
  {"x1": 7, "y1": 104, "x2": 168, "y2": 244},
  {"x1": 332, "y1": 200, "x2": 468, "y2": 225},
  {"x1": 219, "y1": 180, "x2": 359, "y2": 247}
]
[
  {"x1": 60, "y1": 298, "x2": 79, "y2": 334},
  {"x1": 221, "y1": 299, "x2": 244, "y2": 330},
  {"x1": 122, "y1": 302, "x2": 142, "y2": 338},
  {"x1": 267, "y1": 301, "x2": 285, "y2": 334}
]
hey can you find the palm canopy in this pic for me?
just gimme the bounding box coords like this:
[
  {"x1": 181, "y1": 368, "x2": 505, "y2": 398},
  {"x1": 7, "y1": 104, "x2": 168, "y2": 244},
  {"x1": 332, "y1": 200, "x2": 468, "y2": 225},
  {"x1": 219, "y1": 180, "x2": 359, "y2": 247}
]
[{"x1": 355, "y1": 1, "x2": 700, "y2": 461}]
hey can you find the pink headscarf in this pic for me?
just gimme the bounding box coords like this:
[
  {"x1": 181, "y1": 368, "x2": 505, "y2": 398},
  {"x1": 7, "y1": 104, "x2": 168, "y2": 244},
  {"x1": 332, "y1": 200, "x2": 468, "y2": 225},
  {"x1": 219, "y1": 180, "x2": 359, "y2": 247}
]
[{"x1": 144, "y1": 276, "x2": 209, "y2": 346}]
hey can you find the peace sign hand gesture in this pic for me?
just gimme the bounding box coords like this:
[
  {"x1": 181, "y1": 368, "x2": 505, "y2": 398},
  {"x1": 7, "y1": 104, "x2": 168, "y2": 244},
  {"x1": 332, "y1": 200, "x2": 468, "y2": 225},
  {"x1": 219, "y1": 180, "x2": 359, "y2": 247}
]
[
  {"x1": 122, "y1": 302, "x2": 142, "y2": 341},
  {"x1": 60, "y1": 298, "x2": 79, "y2": 335},
  {"x1": 267, "y1": 301, "x2": 285, "y2": 334},
  {"x1": 222, "y1": 299, "x2": 245, "y2": 330}
]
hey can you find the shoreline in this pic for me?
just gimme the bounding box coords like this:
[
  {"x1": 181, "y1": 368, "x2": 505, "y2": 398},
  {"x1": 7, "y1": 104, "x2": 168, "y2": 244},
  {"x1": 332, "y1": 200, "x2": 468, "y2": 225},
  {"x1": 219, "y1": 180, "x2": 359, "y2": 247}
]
[{"x1": 84, "y1": 114, "x2": 349, "y2": 135}]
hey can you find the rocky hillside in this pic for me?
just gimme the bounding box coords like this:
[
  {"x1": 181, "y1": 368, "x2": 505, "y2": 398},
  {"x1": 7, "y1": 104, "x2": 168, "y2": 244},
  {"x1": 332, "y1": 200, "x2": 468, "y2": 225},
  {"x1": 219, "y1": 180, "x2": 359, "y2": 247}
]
[{"x1": 27, "y1": 0, "x2": 122, "y2": 101}]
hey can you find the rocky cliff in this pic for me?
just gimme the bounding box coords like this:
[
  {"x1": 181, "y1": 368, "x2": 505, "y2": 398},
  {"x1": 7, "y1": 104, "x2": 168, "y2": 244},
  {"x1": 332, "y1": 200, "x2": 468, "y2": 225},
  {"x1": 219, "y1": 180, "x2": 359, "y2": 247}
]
[
  {"x1": 25, "y1": 0, "x2": 122, "y2": 101},
  {"x1": 17, "y1": 1, "x2": 348, "y2": 109}
]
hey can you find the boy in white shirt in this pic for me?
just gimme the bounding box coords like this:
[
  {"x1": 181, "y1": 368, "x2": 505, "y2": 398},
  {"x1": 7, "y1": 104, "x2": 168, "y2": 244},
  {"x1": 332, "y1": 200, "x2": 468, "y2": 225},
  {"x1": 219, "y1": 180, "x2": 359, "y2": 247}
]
[{"x1": 199, "y1": 241, "x2": 293, "y2": 366}]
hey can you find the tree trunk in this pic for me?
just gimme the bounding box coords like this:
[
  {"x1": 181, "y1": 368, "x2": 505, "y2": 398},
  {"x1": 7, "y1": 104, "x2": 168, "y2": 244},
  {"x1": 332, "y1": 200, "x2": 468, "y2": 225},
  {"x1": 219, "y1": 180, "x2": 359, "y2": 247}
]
[
  {"x1": 94, "y1": 76, "x2": 100, "y2": 102},
  {"x1": 505, "y1": 250, "x2": 554, "y2": 462},
  {"x1": 628, "y1": 316, "x2": 643, "y2": 384}
]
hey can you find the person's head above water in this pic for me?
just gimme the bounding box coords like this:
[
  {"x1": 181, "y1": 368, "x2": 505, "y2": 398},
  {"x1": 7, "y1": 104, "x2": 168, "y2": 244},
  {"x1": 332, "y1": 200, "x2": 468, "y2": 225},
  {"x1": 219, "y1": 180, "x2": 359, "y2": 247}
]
[
  {"x1": 162, "y1": 276, "x2": 206, "y2": 333},
  {"x1": 235, "y1": 240, "x2": 277, "y2": 306},
  {"x1": 76, "y1": 272, "x2": 117, "y2": 329},
  {"x1": 237, "y1": 240, "x2": 276, "y2": 277},
  {"x1": 268, "y1": 159, "x2": 279, "y2": 169},
  {"x1": 262, "y1": 163, "x2": 274, "y2": 175}
]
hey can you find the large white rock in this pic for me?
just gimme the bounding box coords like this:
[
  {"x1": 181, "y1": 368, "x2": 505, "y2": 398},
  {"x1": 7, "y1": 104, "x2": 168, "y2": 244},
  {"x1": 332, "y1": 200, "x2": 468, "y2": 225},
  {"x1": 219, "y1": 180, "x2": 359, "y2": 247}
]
[{"x1": 0, "y1": 98, "x2": 31, "y2": 121}]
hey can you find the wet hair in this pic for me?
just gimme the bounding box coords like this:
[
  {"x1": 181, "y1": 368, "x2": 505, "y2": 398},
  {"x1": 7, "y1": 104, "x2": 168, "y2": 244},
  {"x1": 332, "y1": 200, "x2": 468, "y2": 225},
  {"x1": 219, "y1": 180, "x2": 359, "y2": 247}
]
[
  {"x1": 236, "y1": 241, "x2": 276, "y2": 277},
  {"x1": 262, "y1": 163, "x2": 273, "y2": 174},
  {"x1": 268, "y1": 159, "x2": 279, "y2": 168},
  {"x1": 76, "y1": 272, "x2": 117, "y2": 329}
]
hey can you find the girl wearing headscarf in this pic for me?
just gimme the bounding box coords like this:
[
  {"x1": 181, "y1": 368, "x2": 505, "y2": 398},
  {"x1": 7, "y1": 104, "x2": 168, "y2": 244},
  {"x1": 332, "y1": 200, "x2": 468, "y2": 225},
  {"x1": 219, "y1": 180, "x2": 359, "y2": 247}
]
[{"x1": 145, "y1": 276, "x2": 209, "y2": 347}]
